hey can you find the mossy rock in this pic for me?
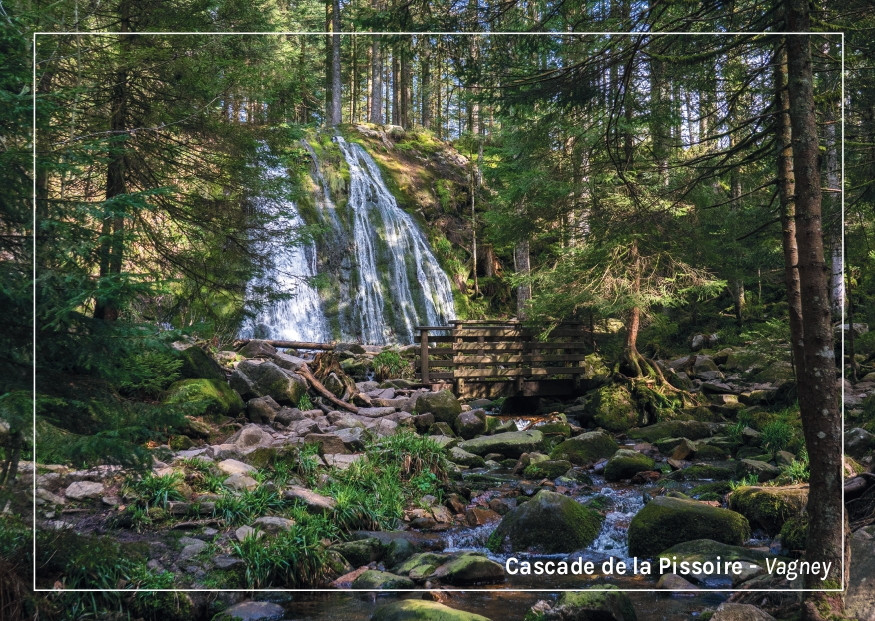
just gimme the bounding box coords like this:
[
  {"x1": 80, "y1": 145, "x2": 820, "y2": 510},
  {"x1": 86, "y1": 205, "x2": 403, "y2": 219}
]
[
  {"x1": 555, "y1": 584, "x2": 637, "y2": 621},
  {"x1": 535, "y1": 421, "x2": 572, "y2": 440},
  {"x1": 173, "y1": 345, "x2": 225, "y2": 381},
  {"x1": 587, "y1": 384, "x2": 639, "y2": 433},
  {"x1": 430, "y1": 552, "x2": 505, "y2": 585},
  {"x1": 371, "y1": 599, "x2": 491, "y2": 621},
  {"x1": 665, "y1": 464, "x2": 736, "y2": 481},
  {"x1": 779, "y1": 514, "x2": 809, "y2": 551},
  {"x1": 627, "y1": 421, "x2": 718, "y2": 443},
  {"x1": 351, "y1": 569, "x2": 414, "y2": 589},
  {"x1": 234, "y1": 360, "x2": 307, "y2": 405},
  {"x1": 689, "y1": 482, "x2": 732, "y2": 498},
  {"x1": 728, "y1": 485, "x2": 808, "y2": 536},
  {"x1": 693, "y1": 443, "x2": 729, "y2": 460},
  {"x1": 457, "y1": 430, "x2": 545, "y2": 458},
  {"x1": 523, "y1": 459, "x2": 572, "y2": 480},
  {"x1": 550, "y1": 431, "x2": 619, "y2": 466},
  {"x1": 415, "y1": 390, "x2": 462, "y2": 424},
  {"x1": 735, "y1": 459, "x2": 781, "y2": 483},
  {"x1": 164, "y1": 379, "x2": 244, "y2": 419},
  {"x1": 487, "y1": 490, "x2": 604, "y2": 554},
  {"x1": 394, "y1": 552, "x2": 449, "y2": 582},
  {"x1": 627, "y1": 496, "x2": 751, "y2": 557},
  {"x1": 329, "y1": 537, "x2": 384, "y2": 566},
  {"x1": 604, "y1": 449, "x2": 656, "y2": 482},
  {"x1": 484, "y1": 416, "x2": 516, "y2": 435},
  {"x1": 656, "y1": 539, "x2": 773, "y2": 576}
]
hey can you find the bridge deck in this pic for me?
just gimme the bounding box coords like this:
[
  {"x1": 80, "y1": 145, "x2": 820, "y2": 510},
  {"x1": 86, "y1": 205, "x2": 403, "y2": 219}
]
[{"x1": 415, "y1": 320, "x2": 594, "y2": 399}]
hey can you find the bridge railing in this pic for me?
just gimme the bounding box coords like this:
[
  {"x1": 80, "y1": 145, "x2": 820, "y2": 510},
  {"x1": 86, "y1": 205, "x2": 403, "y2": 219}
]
[{"x1": 415, "y1": 320, "x2": 594, "y2": 397}]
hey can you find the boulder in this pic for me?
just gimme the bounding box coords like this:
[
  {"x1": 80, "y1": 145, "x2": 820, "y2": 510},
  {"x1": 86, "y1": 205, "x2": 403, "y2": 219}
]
[
  {"x1": 457, "y1": 430, "x2": 545, "y2": 459},
  {"x1": 845, "y1": 427, "x2": 875, "y2": 461},
  {"x1": 253, "y1": 516, "x2": 295, "y2": 535},
  {"x1": 228, "y1": 424, "x2": 272, "y2": 452},
  {"x1": 221, "y1": 600, "x2": 285, "y2": 621},
  {"x1": 303, "y1": 433, "x2": 350, "y2": 455},
  {"x1": 164, "y1": 378, "x2": 244, "y2": 419},
  {"x1": 234, "y1": 360, "x2": 307, "y2": 405},
  {"x1": 604, "y1": 449, "x2": 656, "y2": 482},
  {"x1": 487, "y1": 490, "x2": 604, "y2": 554},
  {"x1": 656, "y1": 539, "x2": 772, "y2": 584},
  {"x1": 549, "y1": 431, "x2": 619, "y2": 466},
  {"x1": 246, "y1": 396, "x2": 281, "y2": 424},
  {"x1": 627, "y1": 496, "x2": 751, "y2": 557},
  {"x1": 627, "y1": 421, "x2": 718, "y2": 443},
  {"x1": 351, "y1": 570, "x2": 414, "y2": 589},
  {"x1": 728, "y1": 485, "x2": 808, "y2": 535},
  {"x1": 330, "y1": 537, "x2": 383, "y2": 566},
  {"x1": 236, "y1": 340, "x2": 278, "y2": 358},
  {"x1": 223, "y1": 473, "x2": 258, "y2": 491},
  {"x1": 523, "y1": 459, "x2": 572, "y2": 480},
  {"x1": 371, "y1": 600, "x2": 491, "y2": 621},
  {"x1": 587, "y1": 384, "x2": 639, "y2": 433},
  {"x1": 64, "y1": 481, "x2": 104, "y2": 500},
  {"x1": 710, "y1": 603, "x2": 775, "y2": 621},
  {"x1": 414, "y1": 390, "x2": 462, "y2": 424},
  {"x1": 448, "y1": 447, "x2": 486, "y2": 468},
  {"x1": 454, "y1": 411, "x2": 486, "y2": 440},
  {"x1": 173, "y1": 344, "x2": 225, "y2": 381},
  {"x1": 736, "y1": 459, "x2": 781, "y2": 483},
  {"x1": 394, "y1": 552, "x2": 450, "y2": 582},
  {"x1": 430, "y1": 552, "x2": 505, "y2": 585},
  {"x1": 217, "y1": 459, "x2": 256, "y2": 476},
  {"x1": 549, "y1": 585, "x2": 637, "y2": 621}
]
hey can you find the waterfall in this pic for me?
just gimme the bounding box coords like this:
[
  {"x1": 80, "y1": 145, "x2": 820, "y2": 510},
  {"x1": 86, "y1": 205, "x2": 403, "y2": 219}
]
[
  {"x1": 243, "y1": 147, "x2": 331, "y2": 342},
  {"x1": 244, "y1": 136, "x2": 456, "y2": 345}
]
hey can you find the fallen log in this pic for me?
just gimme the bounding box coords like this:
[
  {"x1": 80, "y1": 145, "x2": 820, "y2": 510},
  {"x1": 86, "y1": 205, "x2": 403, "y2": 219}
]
[
  {"x1": 296, "y1": 364, "x2": 359, "y2": 414},
  {"x1": 234, "y1": 338, "x2": 338, "y2": 351}
]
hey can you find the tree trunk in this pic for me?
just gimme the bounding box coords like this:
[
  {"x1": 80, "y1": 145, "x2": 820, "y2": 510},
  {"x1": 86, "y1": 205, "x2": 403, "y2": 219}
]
[
  {"x1": 329, "y1": 0, "x2": 342, "y2": 126},
  {"x1": 369, "y1": 35, "x2": 383, "y2": 124},
  {"x1": 784, "y1": 6, "x2": 846, "y2": 615},
  {"x1": 824, "y1": 95, "x2": 843, "y2": 316},
  {"x1": 421, "y1": 50, "x2": 431, "y2": 129},
  {"x1": 514, "y1": 238, "x2": 531, "y2": 319}
]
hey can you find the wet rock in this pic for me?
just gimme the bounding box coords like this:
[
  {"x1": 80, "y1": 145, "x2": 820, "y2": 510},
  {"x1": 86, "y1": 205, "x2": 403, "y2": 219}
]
[
  {"x1": 670, "y1": 438, "x2": 697, "y2": 461},
  {"x1": 351, "y1": 569, "x2": 415, "y2": 589},
  {"x1": 487, "y1": 490, "x2": 603, "y2": 554},
  {"x1": 711, "y1": 603, "x2": 775, "y2": 620},
  {"x1": 221, "y1": 600, "x2": 285, "y2": 621},
  {"x1": 465, "y1": 507, "x2": 500, "y2": 526},
  {"x1": 414, "y1": 390, "x2": 462, "y2": 424},
  {"x1": 550, "y1": 430, "x2": 619, "y2": 466},
  {"x1": 454, "y1": 411, "x2": 486, "y2": 440},
  {"x1": 604, "y1": 449, "x2": 656, "y2": 482},
  {"x1": 523, "y1": 459, "x2": 572, "y2": 480},
  {"x1": 164, "y1": 378, "x2": 244, "y2": 419},
  {"x1": 394, "y1": 552, "x2": 449, "y2": 582},
  {"x1": 627, "y1": 497, "x2": 751, "y2": 557},
  {"x1": 64, "y1": 481, "x2": 104, "y2": 500},
  {"x1": 430, "y1": 552, "x2": 505, "y2": 585},
  {"x1": 246, "y1": 395, "x2": 280, "y2": 424},
  {"x1": 448, "y1": 447, "x2": 486, "y2": 468},
  {"x1": 371, "y1": 599, "x2": 491, "y2": 621},
  {"x1": 728, "y1": 485, "x2": 808, "y2": 535},
  {"x1": 548, "y1": 585, "x2": 637, "y2": 621},
  {"x1": 457, "y1": 430, "x2": 545, "y2": 459},
  {"x1": 488, "y1": 497, "x2": 517, "y2": 515},
  {"x1": 384, "y1": 538, "x2": 416, "y2": 567}
]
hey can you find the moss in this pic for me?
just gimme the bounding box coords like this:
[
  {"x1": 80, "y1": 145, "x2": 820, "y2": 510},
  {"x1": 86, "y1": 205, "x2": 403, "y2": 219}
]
[
  {"x1": 589, "y1": 384, "x2": 639, "y2": 432},
  {"x1": 779, "y1": 514, "x2": 809, "y2": 552},
  {"x1": 164, "y1": 379, "x2": 243, "y2": 419},
  {"x1": 557, "y1": 585, "x2": 637, "y2": 621},
  {"x1": 728, "y1": 485, "x2": 808, "y2": 536},
  {"x1": 550, "y1": 431, "x2": 619, "y2": 465},
  {"x1": 604, "y1": 449, "x2": 656, "y2": 482},
  {"x1": 372, "y1": 599, "x2": 491, "y2": 621},
  {"x1": 523, "y1": 459, "x2": 572, "y2": 479},
  {"x1": 666, "y1": 464, "x2": 735, "y2": 481},
  {"x1": 627, "y1": 420, "x2": 716, "y2": 443},
  {"x1": 690, "y1": 481, "x2": 733, "y2": 497}
]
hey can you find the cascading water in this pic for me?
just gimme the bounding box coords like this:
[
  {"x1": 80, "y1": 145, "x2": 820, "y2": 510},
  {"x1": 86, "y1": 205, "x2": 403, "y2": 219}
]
[
  {"x1": 244, "y1": 136, "x2": 456, "y2": 345},
  {"x1": 243, "y1": 147, "x2": 331, "y2": 342}
]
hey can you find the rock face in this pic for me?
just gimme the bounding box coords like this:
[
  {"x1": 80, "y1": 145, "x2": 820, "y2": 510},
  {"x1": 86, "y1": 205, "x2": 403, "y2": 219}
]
[
  {"x1": 164, "y1": 378, "x2": 244, "y2": 418},
  {"x1": 487, "y1": 490, "x2": 604, "y2": 554},
  {"x1": 550, "y1": 431, "x2": 619, "y2": 466},
  {"x1": 457, "y1": 430, "x2": 545, "y2": 459},
  {"x1": 603, "y1": 449, "x2": 656, "y2": 482},
  {"x1": 728, "y1": 485, "x2": 808, "y2": 536},
  {"x1": 371, "y1": 600, "x2": 491, "y2": 621},
  {"x1": 627, "y1": 496, "x2": 751, "y2": 557},
  {"x1": 414, "y1": 390, "x2": 462, "y2": 424}
]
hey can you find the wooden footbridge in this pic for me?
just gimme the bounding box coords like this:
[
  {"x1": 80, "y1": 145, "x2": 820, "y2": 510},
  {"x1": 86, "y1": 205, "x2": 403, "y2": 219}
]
[{"x1": 415, "y1": 320, "x2": 594, "y2": 399}]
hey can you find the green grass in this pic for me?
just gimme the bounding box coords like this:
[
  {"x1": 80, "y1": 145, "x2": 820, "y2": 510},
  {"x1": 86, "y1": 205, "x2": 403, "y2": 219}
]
[{"x1": 124, "y1": 471, "x2": 185, "y2": 510}]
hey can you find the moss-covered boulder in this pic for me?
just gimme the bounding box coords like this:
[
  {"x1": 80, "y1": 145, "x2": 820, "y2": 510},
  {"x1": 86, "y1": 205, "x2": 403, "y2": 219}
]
[
  {"x1": 779, "y1": 514, "x2": 809, "y2": 551},
  {"x1": 627, "y1": 496, "x2": 751, "y2": 557},
  {"x1": 173, "y1": 344, "x2": 225, "y2": 381},
  {"x1": 351, "y1": 570, "x2": 414, "y2": 589},
  {"x1": 394, "y1": 552, "x2": 450, "y2": 582},
  {"x1": 487, "y1": 490, "x2": 604, "y2": 554},
  {"x1": 549, "y1": 430, "x2": 619, "y2": 466},
  {"x1": 448, "y1": 446, "x2": 486, "y2": 468},
  {"x1": 457, "y1": 430, "x2": 545, "y2": 458},
  {"x1": 430, "y1": 552, "x2": 505, "y2": 585},
  {"x1": 735, "y1": 459, "x2": 781, "y2": 483},
  {"x1": 164, "y1": 378, "x2": 244, "y2": 419},
  {"x1": 553, "y1": 584, "x2": 637, "y2": 621},
  {"x1": 587, "y1": 384, "x2": 638, "y2": 432},
  {"x1": 728, "y1": 485, "x2": 808, "y2": 536},
  {"x1": 523, "y1": 459, "x2": 572, "y2": 480},
  {"x1": 604, "y1": 449, "x2": 656, "y2": 482},
  {"x1": 665, "y1": 464, "x2": 736, "y2": 481},
  {"x1": 656, "y1": 539, "x2": 773, "y2": 580},
  {"x1": 415, "y1": 390, "x2": 462, "y2": 424},
  {"x1": 232, "y1": 360, "x2": 307, "y2": 405},
  {"x1": 371, "y1": 600, "x2": 491, "y2": 621},
  {"x1": 329, "y1": 537, "x2": 384, "y2": 566},
  {"x1": 627, "y1": 421, "x2": 719, "y2": 443}
]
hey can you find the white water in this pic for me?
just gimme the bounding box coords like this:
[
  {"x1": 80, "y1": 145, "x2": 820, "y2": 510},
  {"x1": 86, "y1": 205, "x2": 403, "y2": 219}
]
[
  {"x1": 335, "y1": 136, "x2": 455, "y2": 344},
  {"x1": 243, "y1": 148, "x2": 331, "y2": 342}
]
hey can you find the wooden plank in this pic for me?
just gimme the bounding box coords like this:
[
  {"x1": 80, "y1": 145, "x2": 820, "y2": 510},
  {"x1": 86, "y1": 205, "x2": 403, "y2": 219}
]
[
  {"x1": 452, "y1": 328, "x2": 525, "y2": 338},
  {"x1": 454, "y1": 367, "x2": 588, "y2": 379},
  {"x1": 453, "y1": 354, "x2": 590, "y2": 365},
  {"x1": 452, "y1": 342, "x2": 526, "y2": 352}
]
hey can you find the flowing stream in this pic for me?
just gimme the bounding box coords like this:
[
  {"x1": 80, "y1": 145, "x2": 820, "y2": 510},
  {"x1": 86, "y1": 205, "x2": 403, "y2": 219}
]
[{"x1": 244, "y1": 137, "x2": 455, "y2": 344}]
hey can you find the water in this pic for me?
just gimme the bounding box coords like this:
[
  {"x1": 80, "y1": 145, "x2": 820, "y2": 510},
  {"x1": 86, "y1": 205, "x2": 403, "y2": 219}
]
[{"x1": 243, "y1": 137, "x2": 455, "y2": 345}]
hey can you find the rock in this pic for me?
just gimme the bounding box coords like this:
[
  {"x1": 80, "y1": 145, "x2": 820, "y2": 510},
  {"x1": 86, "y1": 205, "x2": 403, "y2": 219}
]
[
  {"x1": 627, "y1": 496, "x2": 751, "y2": 557},
  {"x1": 488, "y1": 497, "x2": 517, "y2": 515},
  {"x1": 604, "y1": 449, "x2": 656, "y2": 482},
  {"x1": 270, "y1": 351, "x2": 306, "y2": 371},
  {"x1": 178, "y1": 538, "x2": 207, "y2": 560},
  {"x1": 371, "y1": 599, "x2": 491, "y2": 621},
  {"x1": 221, "y1": 600, "x2": 285, "y2": 621},
  {"x1": 234, "y1": 360, "x2": 307, "y2": 405},
  {"x1": 430, "y1": 552, "x2": 505, "y2": 585},
  {"x1": 551, "y1": 585, "x2": 637, "y2": 621},
  {"x1": 164, "y1": 378, "x2": 244, "y2": 419},
  {"x1": 64, "y1": 481, "x2": 104, "y2": 500},
  {"x1": 384, "y1": 538, "x2": 417, "y2": 567},
  {"x1": 303, "y1": 433, "x2": 350, "y2": 455},
  {"x1": 710, "y1": 603, "x2": 775, "y2": 621},
  {"x1": 845, "y1": 427, "x2": 875, "y2": 460},
  {"x1": 465, "y1": 507, "x2": 501, "y2": 526},
  {"x1": 414, "y1": 390, "x2": 462, "y2": 424},
  {"x1": 454, "y1": 411, "x2": 486, "y2": 440},
  {"x1": 656, "y1": 573, "x2": 699, "y2": 590},
  {"x1": 487, "y1": 490, "x2": 604, "y2": 554},
  {"x1": 223, "y1": 473, "x2": 258, "y2": 491},
  {"x1": 736, "y1": 459, "x2": 781, "y2": 483},
  {"x1": 847, "y1": 529, "x2": 875, "y2": 620},
  {"x1": 173, "y1": 344, "x2": 226, "y2": 381},
  {"x1": 656, "y1": 540, "x2": 771, "y2": 585},
  {"x1": 550, "y1": 431, "x2": 619, "y2": 466},
  {"x1": 229, "y1": 424, "x2": 272, "y2": 452},
  {"x1": 246, "y1": 396, "x2": 280, "y2": 424},
  {"x1": 413, "y1": 413, "x2": 435, "y2": 433},
  {"x1": 523, "y1": 459, "x2": 572, "y2": 480},
  {"x1": 237, "y1": 340, "x2": 278, "y2": 358},
  {"x1": 283, "y1": 485, "x2": 336, "y2": 511},
  {"x1": 235, "y1": 525, "x2": 263, "y2": 542},
  {"x1": 334, "y1": 427, "x2": 366, "y2": 450},
  {"x1": 627, "y1": 421, "x2": 718, "y2": 443},
  {"x1": 330, "y1": 538, "x2": 383, "y2": 566},
  {"x1": 457, "y1": 430, "x2": 545, "y2": 458},
  {"x1": 448, "y1": 447, "x2": 485, "y2": 468},
  {"x1": 690, "y1": 334, "x2": 719, "y2": 352},
  {"x1": 253, "y1": 516, "x2": 295, "y2": 535},
  {"x1": 728, "y1": 485, "x2": 808, "y2": 535},
  {"x1": 217, "y1": 459, "x2": 256, "y2": 476},
  {"x1": 587, "y1": 384, "x2": 639, "y2": 433},
  {"x1": 351, "y1": 569, "x2": 414, "y2": 590}
]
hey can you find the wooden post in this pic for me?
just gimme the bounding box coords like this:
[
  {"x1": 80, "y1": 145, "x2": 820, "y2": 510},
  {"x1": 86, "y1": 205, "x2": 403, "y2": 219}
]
[{"x1": 419, "y1": 328, "x2": 430, "y2": 384}]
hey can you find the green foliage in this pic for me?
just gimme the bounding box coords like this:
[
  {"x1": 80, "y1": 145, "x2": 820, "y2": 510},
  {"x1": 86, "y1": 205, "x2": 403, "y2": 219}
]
[
  {"x1": 213, "y1": 487, "x2": 285, "y2": 526},
  {"x1": 760, "y1": 419, "x2": 795, "y2": 458},
  {"x1": 372, "y1": 350, "x2": 411, "y2": 380},
  {"x1": 729, "y1": 473, "x2": 759, "y2": 491},
  {"x1": 297, "y1": 393, "x2": 314, "y2": 411},
  {"x1": 230, "y1": 525, "x2": 328, "y2": 589},
  {"x1": 118, "y1": 348, "x2": 182, "y2": 397},
  {"x1": 124, "y1": 471, "x2": 185, "y2": 510}
]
